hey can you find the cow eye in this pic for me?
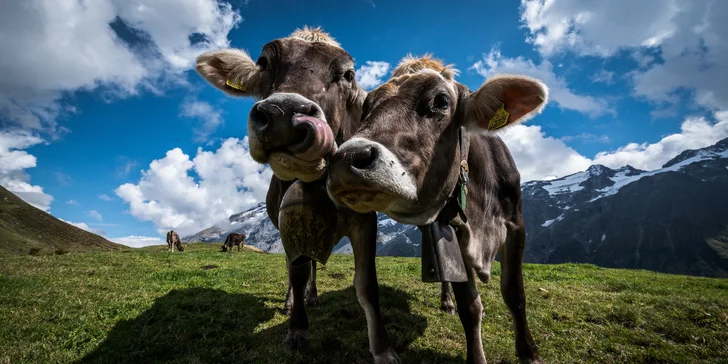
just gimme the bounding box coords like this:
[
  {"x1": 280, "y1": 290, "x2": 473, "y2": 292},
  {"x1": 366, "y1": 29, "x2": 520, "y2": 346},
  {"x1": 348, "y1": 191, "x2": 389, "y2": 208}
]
[
  {"x1": 256, "y1": 56, "x2": 269, "y2": 71},
  {"x1": 433, "y1": 93, "x2": 449, "y2": 110},
  {"x1": 344, "y1": 70, "x2": 355, "y2": 83}
]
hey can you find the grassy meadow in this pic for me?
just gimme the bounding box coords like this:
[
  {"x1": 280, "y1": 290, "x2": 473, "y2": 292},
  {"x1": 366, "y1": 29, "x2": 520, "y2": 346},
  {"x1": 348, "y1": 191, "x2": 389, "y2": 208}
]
[{"x1": 1, "y1": 243, "x2": 727, "y2": 363}]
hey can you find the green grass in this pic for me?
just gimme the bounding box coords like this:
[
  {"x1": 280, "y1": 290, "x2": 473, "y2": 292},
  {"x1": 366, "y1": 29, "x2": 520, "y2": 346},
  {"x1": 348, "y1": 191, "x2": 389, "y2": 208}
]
[{"x1": 1, "y1": 244, "x2": 727, "y2": 364}]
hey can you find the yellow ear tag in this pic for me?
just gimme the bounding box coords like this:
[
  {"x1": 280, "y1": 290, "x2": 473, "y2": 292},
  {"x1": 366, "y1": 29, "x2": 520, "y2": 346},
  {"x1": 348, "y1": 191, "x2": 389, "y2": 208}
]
[
  {"x1": 225, "y1": 79, "x2": 246, "y2": 91},
  {"x1": 487, "y1": 104, "x2": 510, "y2": 130}
]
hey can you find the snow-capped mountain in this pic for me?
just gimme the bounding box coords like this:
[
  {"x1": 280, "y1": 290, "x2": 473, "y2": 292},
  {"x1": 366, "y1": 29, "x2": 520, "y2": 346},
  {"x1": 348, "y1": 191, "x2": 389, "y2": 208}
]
[
  {"x1": 181, "y1": 201, "x2": 422, "y2": 257},
  {"x1": 184, "y1": 137, "x2": 728, "y2": 277},
  {"x1": 522, "y1": 137, "x2": 728, "y2": 277}
]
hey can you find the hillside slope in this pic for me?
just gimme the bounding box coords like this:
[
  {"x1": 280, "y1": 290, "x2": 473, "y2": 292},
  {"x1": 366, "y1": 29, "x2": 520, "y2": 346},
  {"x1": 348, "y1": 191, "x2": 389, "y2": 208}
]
[
  {"x1": 0, "y1": 186, "x2": 125, "y2": 254},
  {"x1": 0, "y1": 244, "x2": 726, "y2": 363}
]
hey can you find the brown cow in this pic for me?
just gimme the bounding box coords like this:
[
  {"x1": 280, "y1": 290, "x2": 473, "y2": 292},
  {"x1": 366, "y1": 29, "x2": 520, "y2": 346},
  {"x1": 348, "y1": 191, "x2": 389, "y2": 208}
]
[
  {"x1": 196, "y1": 28, "x2": 456, "y2": 356},
  {"x1": 326, "y1": 55, "x2": 548, "y2": 363},
  {"x1": 166, "y1": 230, "x2": 184, "y2": 252},
  {"x1": 221, "y1": 232, "x2": 246, "y2": 252}
]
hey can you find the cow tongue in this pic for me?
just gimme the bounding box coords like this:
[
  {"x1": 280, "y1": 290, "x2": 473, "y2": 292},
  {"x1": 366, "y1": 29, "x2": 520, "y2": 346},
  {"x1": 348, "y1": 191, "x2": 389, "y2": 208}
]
[{"x1": 288, "y1": 114, "x2": 335, "y2": 162}]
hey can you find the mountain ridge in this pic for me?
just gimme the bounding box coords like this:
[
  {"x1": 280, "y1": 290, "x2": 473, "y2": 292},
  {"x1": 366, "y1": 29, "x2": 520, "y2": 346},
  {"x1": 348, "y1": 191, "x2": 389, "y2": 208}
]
[{"x1": 183, "y1": 137, "x2": 728, "y2": 277}]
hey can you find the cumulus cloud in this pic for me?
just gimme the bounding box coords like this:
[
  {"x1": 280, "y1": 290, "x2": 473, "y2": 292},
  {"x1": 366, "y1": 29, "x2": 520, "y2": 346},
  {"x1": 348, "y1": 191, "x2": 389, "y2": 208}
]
[
  {"x1": 0, "y1": 0, "x2": 242, "y2": 136},
  {"x1": 99, "y1": 194, "x2": 113, "y2": 201},
  {"x1": 356, "y1": 61, "x2": 391, "y2": 90},
  {"x1": 0, "y1": 130, "x2": 53, "y2": 211},
  {"x1": 88, "y1": 210, "x2": 103, "y2": 222},
  {"x1": 115, "y1": 136, "x2": 272, "y2": 237},
  {"x1": 519, "y1": 0, "x2": 728, "y2": 111},
  {"x1": 499, "y1": 125, "x2": 593, "y2": 181},
  {"x1": 180, "y1": 100, "x2": 224, "y2": 143},
  {"x1": 58, "y1": 218, "x2": 106, "y2": 236},
  {"x1": 471, "y1": 48, "x2": 614, "y2": 117},
  {"x1": 111, "y1": 235, "x2": 166, "y2": 248},
  {"x1": 593, "y1": 110, "x2": 728, "y2": 170},
  {"x1": 502, "y1": 110, "x2": 728, "y2": 181}
]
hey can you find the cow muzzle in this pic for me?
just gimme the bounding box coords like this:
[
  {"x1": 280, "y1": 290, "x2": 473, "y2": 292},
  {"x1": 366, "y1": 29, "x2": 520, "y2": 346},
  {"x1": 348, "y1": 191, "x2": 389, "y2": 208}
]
[
  {"x1": 248, "y1": 93, "x2": 336, "y2": 182},
  {"x1": 326, "y1": 137, "x2": 417, "y2": 213}
]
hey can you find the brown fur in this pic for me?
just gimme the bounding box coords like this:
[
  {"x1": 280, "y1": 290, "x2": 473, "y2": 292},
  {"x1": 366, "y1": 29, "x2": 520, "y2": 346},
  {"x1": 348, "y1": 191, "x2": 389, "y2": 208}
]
[
  {"x1": 166, "y1": 230, "x2": 184, "y2": 252},
  {"x1": 196, "y1": 34, "x2": 455, "y2": 363},
  {"x1": 327, "y1": 54, "x2": 549, "y2": 363},
  {"x1": 221, "y1": 232, "x2": 246, "y2": 252}
]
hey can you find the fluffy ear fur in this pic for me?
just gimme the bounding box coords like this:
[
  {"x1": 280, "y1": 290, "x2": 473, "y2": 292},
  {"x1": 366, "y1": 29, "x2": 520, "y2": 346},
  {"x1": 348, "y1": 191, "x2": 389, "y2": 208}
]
[
  {"x1": 463, "y1": 74, "x2": 549, "y2": 132},
  {"x1": 195, "y1": 48, "x2": 261, "y2": 97}
]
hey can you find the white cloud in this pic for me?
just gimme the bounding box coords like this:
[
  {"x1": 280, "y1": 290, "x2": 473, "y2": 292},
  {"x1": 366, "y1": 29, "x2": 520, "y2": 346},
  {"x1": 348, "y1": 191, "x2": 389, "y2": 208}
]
[
  {"x1": 502, "y1": 110, "x2": 728, "y2": 181},
  {"x1": 561, "y1": 133, "x2": 610, "y2": 143},
  {"x1": 111, "y1": 235, "x2": 165, "y2": 248},
  {"x1": 356, "y1": 61, "x2": 391, "y2": 90},
  {"x1": 58, "y1": 218, "x2": 105, "y2": 236},
  {"x1": 180, "y1": 100, "x2": 224, "y2": 143},
  {"x1": 66, "y1": 200, "x2": 79, "y2": 206},
  {"x1": 471, "y1": 48, "x2": 614, "y2": 117},
  {"x1": 99, "y1": 194, "x2": 113, "y2": 201},
  {"x1": 0, "y1": 0, "x2": 242, "y2": 136},
  {"x1": 499, "y1": 125, "x2": 593, "y2": 182},
  {"x1": 88, "y1": 210, "x2": 103, "y2": 222},
  {"x1": 592, "y1": 70, "x2": 615, "y2": 85},
  {"x1": 115, "y1": 136, "x2": 272, "y2": 237},
  {"x1": 593, "y1": 110, "x2": 728, "y2": 170},
  {"x1": 115, "y1": 158, "x2": 138, "y2": 179},
  {"x1": 519, "y1": 0, "x2": 728, "y2": 111},
  {"x1": 0, "y1": 130, "x2": 53, "y2": 211}
]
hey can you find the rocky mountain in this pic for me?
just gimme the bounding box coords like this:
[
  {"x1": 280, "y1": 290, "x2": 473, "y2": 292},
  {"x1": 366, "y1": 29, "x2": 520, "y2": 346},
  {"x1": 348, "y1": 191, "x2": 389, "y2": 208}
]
[
  {"x1": 183, "y1": 137, "x2": 728, "y2": 277},
  {"x1": 181, "y1": 200, "x2": 422, "y2": 257}
]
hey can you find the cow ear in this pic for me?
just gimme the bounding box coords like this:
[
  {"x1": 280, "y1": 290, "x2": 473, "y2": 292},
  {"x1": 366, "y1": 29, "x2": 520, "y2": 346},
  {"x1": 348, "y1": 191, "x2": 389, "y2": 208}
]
[
  {"x1": 462, "y1": 74, "x2": 548, "y2": 132},
  {"x1": 195, "y1": 48, "x2": 262, "y2": 97}
]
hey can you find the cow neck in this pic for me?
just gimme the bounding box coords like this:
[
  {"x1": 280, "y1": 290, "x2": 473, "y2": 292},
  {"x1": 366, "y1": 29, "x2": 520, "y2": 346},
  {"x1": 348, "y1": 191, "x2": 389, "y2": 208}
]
[{"x1": 433, "y1": 126, "x2": 470, "y2": 226}]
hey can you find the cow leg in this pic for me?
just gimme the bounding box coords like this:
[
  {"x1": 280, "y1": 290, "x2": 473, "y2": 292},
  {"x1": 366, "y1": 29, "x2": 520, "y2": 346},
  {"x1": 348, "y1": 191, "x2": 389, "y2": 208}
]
[
  {"x1": 500, "y1": 227, "x2": 542, "y2": 364},
  {"x1": 305, "y1": 260, "x2": 319, "y2": 306},
  {"x1": 350, "y1": 212, "x2": 399, "y2": 364},
  {"x1": 284, "y1": 258, "x2": 312, "y2": 350},
  {"x1": 283, "y1": 256, "x2": 294, "y2": 316},
  {"x1": 440, "y1": 282, "x2": 456, "y2": 315},
  {"x1": 451, "y1": 272, "x2": 486, "y2": 364}
]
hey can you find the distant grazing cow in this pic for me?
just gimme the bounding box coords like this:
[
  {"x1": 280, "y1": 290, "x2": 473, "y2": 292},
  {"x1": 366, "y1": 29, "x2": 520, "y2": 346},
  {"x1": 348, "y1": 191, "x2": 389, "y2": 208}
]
[
  {"x1": 326, "y1": 55, "x2": 548, "y2": 363},
  {"x1": 221, "y1": 233, "x2": 246, "y2": 252},
  {"x1": 196, "y1": 27, "x2": 457, "y2": 356},
  {"x1": 166, "y1": 230, "x2": 184, "y2": 252}
]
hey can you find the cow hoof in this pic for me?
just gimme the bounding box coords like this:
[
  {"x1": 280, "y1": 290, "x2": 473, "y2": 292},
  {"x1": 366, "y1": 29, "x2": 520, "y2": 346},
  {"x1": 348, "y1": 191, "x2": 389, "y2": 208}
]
[
  {"x1": 305, "y1": 296, "x2": 319, "y2": 307},
  {"x1": 439, "y1": 302, "x2": 456, "y2": 315},
  {"x1": 373, "y1": 349, "x2": 401, "y2": 364},
  {"x1": 282, "y1": 306, "x2": 292, "y2": 316},
  {"x1": 284, "y1": 329, "x2": 310, "y2": 350}
]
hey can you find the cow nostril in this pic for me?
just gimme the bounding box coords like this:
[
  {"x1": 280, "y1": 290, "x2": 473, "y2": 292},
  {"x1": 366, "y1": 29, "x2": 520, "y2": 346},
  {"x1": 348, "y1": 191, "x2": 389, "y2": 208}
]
[
  {"x1": 351, "y1": 146, "x2": 378, "y2": 170},
  {"x1": 249, "y1": 105, "x2": 268, "y2": 130}
]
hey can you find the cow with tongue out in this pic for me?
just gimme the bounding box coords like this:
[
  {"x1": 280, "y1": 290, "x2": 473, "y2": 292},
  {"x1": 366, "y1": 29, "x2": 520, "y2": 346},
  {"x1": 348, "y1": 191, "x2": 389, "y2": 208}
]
[{"x1": 195, "y1": 27, "x2": 427, "y2": 362}]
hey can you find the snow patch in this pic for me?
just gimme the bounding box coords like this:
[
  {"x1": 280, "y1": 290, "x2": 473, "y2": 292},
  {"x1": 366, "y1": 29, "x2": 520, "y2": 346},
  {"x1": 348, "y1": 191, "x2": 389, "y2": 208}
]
[
  {"x1": 542, "y1": 214, "x2": 564, "y2": 227},
  {"x1": 542, "y1": 171, "x2": 587, "y2": 196},
  {"x1": 590, "y1": 149, "x2": 728, "y2": 202}
]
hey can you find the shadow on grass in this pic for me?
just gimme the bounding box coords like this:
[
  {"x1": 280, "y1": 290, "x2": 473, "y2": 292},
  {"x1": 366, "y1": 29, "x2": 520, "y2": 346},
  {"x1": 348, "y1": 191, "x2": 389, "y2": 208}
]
[{"x1": 78, "y1": 286, "x2": 463, "y2": 364}]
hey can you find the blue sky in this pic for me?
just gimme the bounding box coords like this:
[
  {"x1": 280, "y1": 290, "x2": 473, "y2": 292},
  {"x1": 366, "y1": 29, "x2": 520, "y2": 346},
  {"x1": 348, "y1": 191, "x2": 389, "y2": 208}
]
[{"x1": 1, "y1": 0, "x2": 727, "y2": 246}]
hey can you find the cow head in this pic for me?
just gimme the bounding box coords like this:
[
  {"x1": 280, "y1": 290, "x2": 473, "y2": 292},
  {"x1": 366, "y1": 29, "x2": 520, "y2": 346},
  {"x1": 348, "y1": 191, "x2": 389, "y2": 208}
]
[
  {"x1": 327, "y1": 55, "x2": 548, "y2": 225},
  {"x1": 196, "y1": 27, "x2": 366, "y2": 182}
]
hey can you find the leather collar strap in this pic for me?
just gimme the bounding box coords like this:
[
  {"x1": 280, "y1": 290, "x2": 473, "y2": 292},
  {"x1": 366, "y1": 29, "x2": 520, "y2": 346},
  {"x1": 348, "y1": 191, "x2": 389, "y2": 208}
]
[{"x1": 435, "y1": 126, "x2": 470, "y2": 225}]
